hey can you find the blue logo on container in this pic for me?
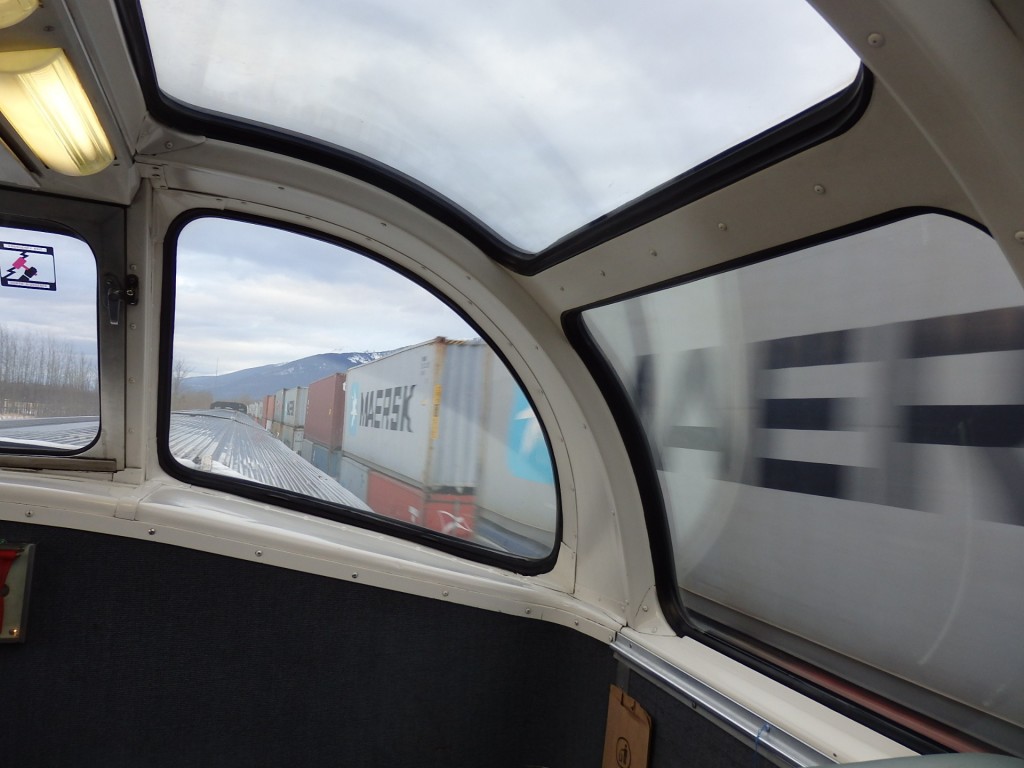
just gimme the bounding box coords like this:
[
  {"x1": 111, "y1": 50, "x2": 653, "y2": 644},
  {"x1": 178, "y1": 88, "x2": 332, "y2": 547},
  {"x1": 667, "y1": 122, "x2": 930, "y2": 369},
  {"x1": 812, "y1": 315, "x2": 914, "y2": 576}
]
[
  {"x1": 347, "y1": 382, "x2": 360, "y2": 436},
  {"x1": 507, "y1": 388, "x2": 554, "y2": 485}
]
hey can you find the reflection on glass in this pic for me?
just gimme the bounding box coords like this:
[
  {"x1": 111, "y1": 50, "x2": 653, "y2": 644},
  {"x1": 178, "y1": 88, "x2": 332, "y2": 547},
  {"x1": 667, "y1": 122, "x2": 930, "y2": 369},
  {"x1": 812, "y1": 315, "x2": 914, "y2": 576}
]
[
  {"x1": 583, "y1": 214, "x2": 1024, "y2": 748},
  {"x1": 170, "y1": 217, "x2": 557, "y2": 558},
  {"x1": 0, "y1": 225, "x2": 98, "y2": 451}
]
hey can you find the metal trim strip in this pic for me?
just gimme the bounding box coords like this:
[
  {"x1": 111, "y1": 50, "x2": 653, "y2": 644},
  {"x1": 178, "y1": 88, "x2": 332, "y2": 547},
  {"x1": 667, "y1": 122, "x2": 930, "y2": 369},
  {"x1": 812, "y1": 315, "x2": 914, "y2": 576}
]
[{"x1": 612, "y1": 636, "x2": 835, "y2": 767}]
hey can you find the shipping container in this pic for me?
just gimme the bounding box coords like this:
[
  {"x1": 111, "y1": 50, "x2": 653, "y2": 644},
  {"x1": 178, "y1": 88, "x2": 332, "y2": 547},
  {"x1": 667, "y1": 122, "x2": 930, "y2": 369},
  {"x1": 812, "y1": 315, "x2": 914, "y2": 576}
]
[
  {"x1": 281, "y1": 386, "x2": 308, "y2": 428},
  {"x1": 273, "y1": 389, "x2": 285, "y2": 424},
  {"x1": 280, "y1": 423, "x2": 296, "y2": 450},
  {"x1": 311, "y1": 443, "x2": 340, "y2": 476},
  {"x1": 246, "y1": 399, "x2": 262, "y2": 421},
  {"x1": 261, "y1": 394, "x2": 275, "y2": 428},
  {"x1": 474, "y1": 352, "x2": 558, "y2": 557},
  {"x1": 367, "y1": 470, "x2": 474, "y2": 539},
  {"x1": 305, "y1": 373, "x2": 346, "y2": 449},
  {"x1": 338, "y1": 456, "x2": 369, "y2": 503},
  {"x1": 297, "y1": 438, "x2": 314, "y2": 463},
  {"x1": 311, "y1": 443, "x2": 327, "y2": 471},
  {"x1": 424, "y1": 493, "x2": 476, "y2": 539},
  {"x1": 342, "y1": 337, "x2": 485, "y2": 491}
]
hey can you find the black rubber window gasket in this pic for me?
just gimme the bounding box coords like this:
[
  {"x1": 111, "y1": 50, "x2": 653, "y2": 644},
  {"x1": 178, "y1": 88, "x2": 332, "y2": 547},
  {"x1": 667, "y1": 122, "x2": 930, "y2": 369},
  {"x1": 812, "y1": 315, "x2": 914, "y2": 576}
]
[{"x1": 113, "y1": 0, "x2": 870, "y2": 277}]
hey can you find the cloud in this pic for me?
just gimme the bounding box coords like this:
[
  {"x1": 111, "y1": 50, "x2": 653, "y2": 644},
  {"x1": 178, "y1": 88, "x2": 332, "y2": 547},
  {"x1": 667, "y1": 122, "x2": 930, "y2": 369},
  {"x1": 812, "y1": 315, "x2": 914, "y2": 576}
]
[
  {"x1": 140, "y1": 0, "x2": 858, "y2": 250},
  {"x1": 173, "y1": 217, "x2": 476, "y2": 375}
]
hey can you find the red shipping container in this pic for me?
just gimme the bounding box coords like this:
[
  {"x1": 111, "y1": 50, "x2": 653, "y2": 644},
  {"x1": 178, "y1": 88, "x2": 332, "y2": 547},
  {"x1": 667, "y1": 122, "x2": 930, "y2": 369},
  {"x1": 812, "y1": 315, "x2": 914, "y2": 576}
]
[
  {"x1": 424, "y1": 494, "x2": 475, "y2": 539},
  {"x1": 262, "y1": 394, "x2": 275, "y2": 428},
  {"x1": 366, "y1": 470, "x2": 475, "y2": 540},
  {"x1": 305, "y1": 373, "x2": 346, "y2": 449},
  {"x1": 366, "y1": 470, "x2": 419, "y2": 525}
]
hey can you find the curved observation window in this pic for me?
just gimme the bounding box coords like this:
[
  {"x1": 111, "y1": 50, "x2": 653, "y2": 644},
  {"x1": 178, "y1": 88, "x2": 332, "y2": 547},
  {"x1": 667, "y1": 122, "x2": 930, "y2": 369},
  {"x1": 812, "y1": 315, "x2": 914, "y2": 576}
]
[
  {"x1": 581, "y1": 213, "x2": 1024, "y2": 753},
  {"x1": 137, "y1": 0, "x2": 859, "y2": 253},
  {"x1": 162, "y1": 215, "x2": 558, "y2": 566}
]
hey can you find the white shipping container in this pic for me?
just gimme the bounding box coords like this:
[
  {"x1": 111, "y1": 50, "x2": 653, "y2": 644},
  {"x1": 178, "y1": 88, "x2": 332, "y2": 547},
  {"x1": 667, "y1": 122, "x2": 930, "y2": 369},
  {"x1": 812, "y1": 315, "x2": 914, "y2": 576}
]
[
  {"x1": 474, "y1": 351, "x2": 558, "y2": 555},
  {"x1": 280, "y1": 424, "x2": 296, "y2": 450},
  {"x1": 281, "y1": 386, "x2": 308, "y2": 428},
  {"x1": 342, "y1": 338, "x2": 485, "y2": 490}
]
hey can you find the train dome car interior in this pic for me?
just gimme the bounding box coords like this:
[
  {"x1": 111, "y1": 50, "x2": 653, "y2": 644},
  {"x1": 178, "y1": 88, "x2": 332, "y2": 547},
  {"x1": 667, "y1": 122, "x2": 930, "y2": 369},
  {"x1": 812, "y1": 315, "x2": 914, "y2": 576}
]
[{"x1": 1, "y1": 1, "x2": 1023, "y2": 765}]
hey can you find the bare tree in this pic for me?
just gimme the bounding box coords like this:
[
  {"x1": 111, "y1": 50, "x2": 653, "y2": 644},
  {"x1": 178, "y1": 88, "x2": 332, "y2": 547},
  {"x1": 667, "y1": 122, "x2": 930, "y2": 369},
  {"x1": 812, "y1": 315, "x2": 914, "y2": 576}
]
[
  {"x1": 171, "y1": 358, "x2": 195, "y2": 409},
  {"x1": 175, "y1": 389, "x2": 215, "y2": 411},
  {"x1": 0, "y1": 323, "x2": 98, "y2": 416}
]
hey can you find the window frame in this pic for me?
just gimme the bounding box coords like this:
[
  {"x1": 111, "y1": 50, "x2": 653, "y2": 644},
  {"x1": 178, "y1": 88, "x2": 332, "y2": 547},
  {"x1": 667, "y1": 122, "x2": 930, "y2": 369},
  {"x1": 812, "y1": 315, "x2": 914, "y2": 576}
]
[
  {"x1": 0, "y1": 188, "x2": 126, "y2": 471},
  {"x1": 156, "y1": 209, "x2": 562, "y2": 575},
  {"x1": 564, "y1": 207, "x2": 1011, "y2": 754},
  {"x1": 114, "y1": 0, "x2": 871, "y2": 276}
]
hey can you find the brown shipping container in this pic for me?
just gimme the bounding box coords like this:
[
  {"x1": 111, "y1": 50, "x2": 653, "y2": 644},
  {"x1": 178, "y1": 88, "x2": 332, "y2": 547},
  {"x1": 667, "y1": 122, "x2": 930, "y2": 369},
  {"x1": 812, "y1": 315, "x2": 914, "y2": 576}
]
[
  {"x1": 261, "y1": 394, "x2": 275, "y2": 428},
  {"x1": 305, "y1": 373, "x2": 346, "y2": 449}
]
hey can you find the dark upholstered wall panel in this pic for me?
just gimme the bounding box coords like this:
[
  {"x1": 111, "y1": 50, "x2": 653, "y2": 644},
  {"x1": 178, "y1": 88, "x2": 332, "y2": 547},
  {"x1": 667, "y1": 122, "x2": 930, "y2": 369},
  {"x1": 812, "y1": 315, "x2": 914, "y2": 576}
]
[
  {"x1": 0, "y1": 522, "x2": 616, "y2": 767},
  {"x1": 625, "y1": 673, "x2": 754, "y2": 768}
]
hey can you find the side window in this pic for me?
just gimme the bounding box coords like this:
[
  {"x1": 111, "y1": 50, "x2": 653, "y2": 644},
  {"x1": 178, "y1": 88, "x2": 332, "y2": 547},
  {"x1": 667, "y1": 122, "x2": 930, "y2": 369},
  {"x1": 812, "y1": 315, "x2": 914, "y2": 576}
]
[
  {"x1": 581, "y1": 213, "x2": 1024, "y2": 751},
  {"x1": 165, "y1": 216, "x2": 557, "y2": 563},
  {"x1": 0, "y1": 225, "x2": 99, "y2": 452}
]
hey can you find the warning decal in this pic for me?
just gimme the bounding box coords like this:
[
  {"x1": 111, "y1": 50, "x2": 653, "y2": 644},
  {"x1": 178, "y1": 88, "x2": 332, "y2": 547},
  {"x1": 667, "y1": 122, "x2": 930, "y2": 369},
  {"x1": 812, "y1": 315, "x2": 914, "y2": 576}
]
[{"x1": 0, "y1": 241, "x2": 57, "y2": 291}]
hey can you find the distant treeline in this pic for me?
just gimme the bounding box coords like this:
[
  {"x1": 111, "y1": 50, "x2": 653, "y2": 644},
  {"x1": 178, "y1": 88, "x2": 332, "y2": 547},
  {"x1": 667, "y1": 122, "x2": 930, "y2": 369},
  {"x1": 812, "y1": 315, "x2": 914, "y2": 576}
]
[{"x1": 0, "y1": 324, "x2": 98, "y2": 417}]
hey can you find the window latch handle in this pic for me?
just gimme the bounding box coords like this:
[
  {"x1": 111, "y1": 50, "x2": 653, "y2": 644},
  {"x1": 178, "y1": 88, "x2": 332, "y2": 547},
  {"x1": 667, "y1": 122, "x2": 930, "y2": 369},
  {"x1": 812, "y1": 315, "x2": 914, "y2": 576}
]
[{"x1": 103, "y1": 273, "x2": 139, "y2": 326}]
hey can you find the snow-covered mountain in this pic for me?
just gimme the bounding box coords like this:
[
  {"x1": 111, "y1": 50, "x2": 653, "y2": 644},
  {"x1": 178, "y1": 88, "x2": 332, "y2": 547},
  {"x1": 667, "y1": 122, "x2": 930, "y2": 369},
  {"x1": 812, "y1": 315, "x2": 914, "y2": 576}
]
[{"x1": 182, "y1": 351, "x2": 390, "y2": 401}]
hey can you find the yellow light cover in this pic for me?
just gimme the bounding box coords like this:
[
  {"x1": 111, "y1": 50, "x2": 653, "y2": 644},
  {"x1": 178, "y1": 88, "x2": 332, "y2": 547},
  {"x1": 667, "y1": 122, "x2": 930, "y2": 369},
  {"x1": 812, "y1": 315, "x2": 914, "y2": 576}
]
[
  {"x1": 0, "y1": 48, "x2": 114, "y2": 176},
  {"x1": 0, "y1": 0, "x2": 38, "y2": 30}
]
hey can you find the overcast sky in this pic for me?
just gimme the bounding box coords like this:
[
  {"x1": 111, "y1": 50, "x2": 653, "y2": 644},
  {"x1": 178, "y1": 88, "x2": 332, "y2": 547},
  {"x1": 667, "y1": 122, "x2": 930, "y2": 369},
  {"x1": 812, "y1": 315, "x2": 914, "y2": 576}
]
[
  {"x1": 141, "y1": 0, "x2": 859, "y2": 251},
  {"x1": 174, "y1": 218, "x2": 476, "y2": 376}
]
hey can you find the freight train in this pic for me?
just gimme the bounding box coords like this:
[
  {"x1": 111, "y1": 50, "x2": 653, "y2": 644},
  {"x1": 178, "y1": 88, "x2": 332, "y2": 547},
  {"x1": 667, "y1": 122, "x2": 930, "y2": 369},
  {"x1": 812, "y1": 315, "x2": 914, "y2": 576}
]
[
  {"x1": 252, "y1": 338, "x2": 556, "y2": 556},
  {"x1": 0, "y1": 1, "x2": 1022, "y2": 767}
]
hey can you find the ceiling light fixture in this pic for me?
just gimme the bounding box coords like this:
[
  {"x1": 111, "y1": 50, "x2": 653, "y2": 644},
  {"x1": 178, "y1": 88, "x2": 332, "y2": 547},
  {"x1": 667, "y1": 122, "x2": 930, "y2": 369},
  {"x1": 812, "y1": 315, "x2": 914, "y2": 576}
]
[
  {"x1": 0, "y1": 48, "x2": 114, "y2": 176},
  {"x1": 0, "y1": 0, "x2": 38, "y2": 30}
]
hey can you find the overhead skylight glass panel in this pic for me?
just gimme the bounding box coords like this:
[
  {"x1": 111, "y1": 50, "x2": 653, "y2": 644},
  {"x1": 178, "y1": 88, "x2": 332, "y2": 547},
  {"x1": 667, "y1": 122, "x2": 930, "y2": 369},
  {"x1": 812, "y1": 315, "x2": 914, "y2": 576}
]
[{"x1": 138, "y1": 0, "x2": 859, "y2": 252}]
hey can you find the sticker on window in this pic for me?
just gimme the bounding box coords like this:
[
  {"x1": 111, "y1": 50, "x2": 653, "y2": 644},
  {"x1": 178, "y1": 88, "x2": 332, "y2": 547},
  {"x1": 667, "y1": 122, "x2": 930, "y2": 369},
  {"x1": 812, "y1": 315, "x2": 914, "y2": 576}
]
[{"x1": 1, "y1": 241, "x2": 58, "y2": 291}]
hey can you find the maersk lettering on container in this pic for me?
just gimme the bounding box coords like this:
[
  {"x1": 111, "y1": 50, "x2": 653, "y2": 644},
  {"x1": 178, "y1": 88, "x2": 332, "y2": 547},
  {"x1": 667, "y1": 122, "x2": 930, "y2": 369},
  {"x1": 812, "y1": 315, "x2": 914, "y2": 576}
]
[{"x1": 342, "y1": 337, "x2": 485, "y2": 491}]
